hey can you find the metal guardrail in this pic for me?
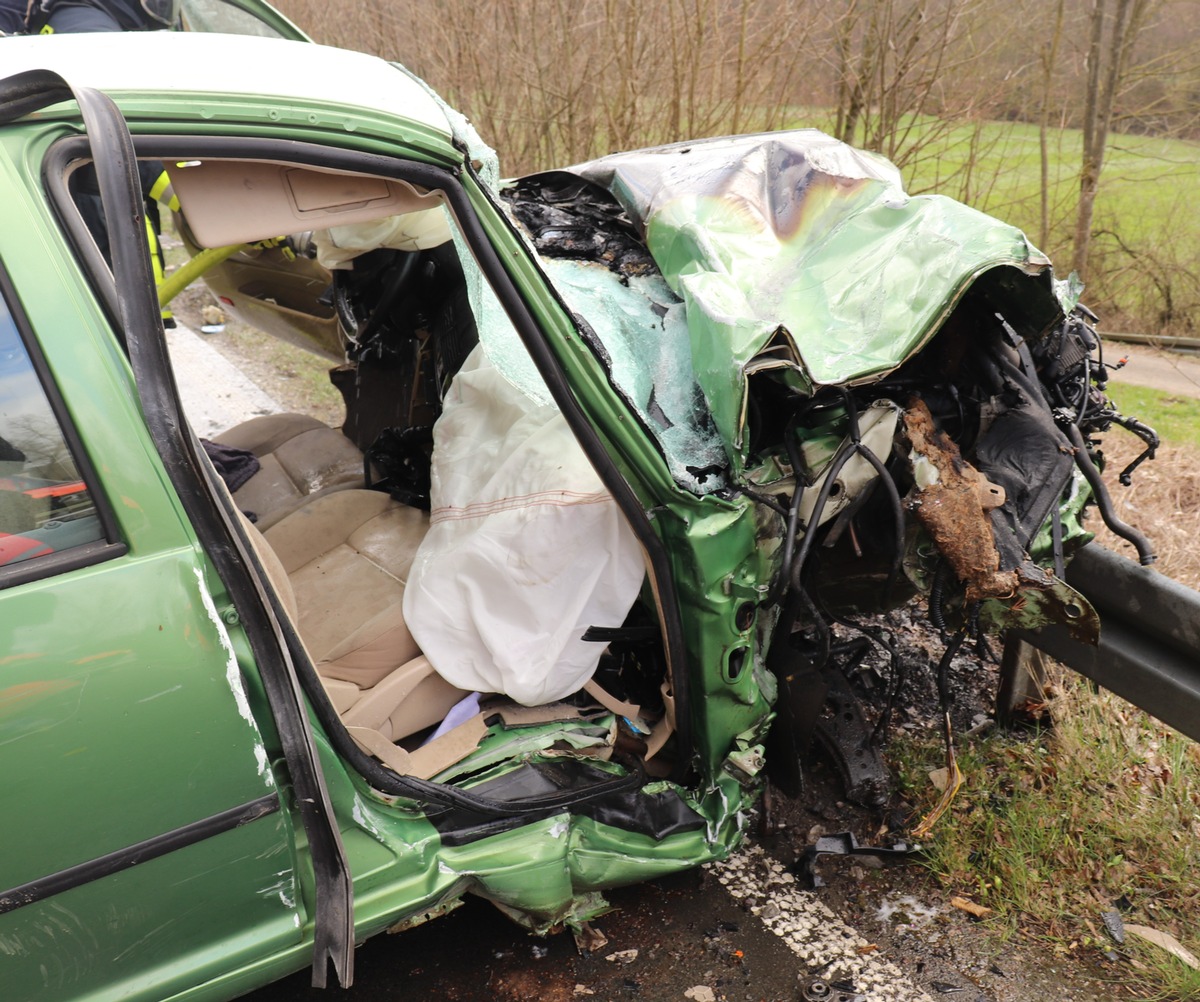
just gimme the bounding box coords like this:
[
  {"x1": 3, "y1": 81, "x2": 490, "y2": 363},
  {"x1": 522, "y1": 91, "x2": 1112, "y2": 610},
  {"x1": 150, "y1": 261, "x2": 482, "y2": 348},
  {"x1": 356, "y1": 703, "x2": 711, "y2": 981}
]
[
  {"x1": 1103, "y1": 331, "x2": 1200, "y2": 353},
  {"x1": 1015, "y1": 543, "x2": 1200, "y2": 741}
]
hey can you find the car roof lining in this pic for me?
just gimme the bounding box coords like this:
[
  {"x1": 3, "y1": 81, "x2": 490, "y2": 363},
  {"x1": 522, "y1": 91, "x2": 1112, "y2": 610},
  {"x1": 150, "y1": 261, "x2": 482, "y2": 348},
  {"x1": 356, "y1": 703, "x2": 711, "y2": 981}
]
[{"x1": 164, "y1": 158, "x2": 445, "y2": 248}]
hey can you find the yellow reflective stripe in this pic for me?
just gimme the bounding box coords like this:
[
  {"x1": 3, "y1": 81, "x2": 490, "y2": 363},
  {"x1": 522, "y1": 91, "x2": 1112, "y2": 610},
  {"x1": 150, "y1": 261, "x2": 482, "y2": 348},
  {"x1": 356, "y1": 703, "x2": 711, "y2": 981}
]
[
  {"x1": 148, "y1": 171, "x2": 180, "y2": 213},
  {"x1": 145, "y1": 218, "x2": 173, "y2": 320},
  {"x1": 146, "y1": 218, "x2": 165, "y2": 284},
  {"x1": 39, "y1": 23, "x2": 53, "y2": 33}
]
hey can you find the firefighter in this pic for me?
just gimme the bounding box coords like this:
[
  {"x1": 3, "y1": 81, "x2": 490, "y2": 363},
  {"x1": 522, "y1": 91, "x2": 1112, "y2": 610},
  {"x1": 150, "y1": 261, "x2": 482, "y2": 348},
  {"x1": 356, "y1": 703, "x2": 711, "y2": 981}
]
[
  {"x1": 6, "y1": 1, "x2": 183, "y2": 321},
  {"x1": 26, "y1": 0, "x2": 178, "y2": 33}
]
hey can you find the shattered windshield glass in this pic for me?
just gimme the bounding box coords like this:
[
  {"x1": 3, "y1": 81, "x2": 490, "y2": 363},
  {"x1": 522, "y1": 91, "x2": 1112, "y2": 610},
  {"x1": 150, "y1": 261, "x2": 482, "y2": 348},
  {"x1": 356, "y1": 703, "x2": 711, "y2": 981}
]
[{"x1": 541, "y1": 259, "x2": 729, "y2": 493}]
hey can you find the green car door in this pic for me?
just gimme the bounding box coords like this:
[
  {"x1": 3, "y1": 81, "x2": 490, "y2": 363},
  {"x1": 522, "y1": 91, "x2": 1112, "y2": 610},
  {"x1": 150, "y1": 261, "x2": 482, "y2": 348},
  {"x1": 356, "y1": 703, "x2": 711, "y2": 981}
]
[{"x1": 0, "y1": 93, "x2": 310, "y2": 1002}]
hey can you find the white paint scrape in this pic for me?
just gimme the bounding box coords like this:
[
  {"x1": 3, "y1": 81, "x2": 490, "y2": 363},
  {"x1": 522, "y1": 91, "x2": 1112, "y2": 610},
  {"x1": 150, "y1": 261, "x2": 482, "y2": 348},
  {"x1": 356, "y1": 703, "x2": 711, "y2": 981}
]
[{"x1": 710, "y1": 846, "x2": 934, "y2": 1002}]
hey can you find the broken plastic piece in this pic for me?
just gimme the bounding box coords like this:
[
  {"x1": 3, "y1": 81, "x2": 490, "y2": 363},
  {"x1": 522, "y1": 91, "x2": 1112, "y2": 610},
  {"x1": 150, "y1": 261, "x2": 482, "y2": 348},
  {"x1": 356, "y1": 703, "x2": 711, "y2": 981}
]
[
  {"x1": 795, "y1": 832, "x2": 919, "y2": 888},
  {"x1": 1101, "y1": 909, "x2": 1126, "y2": 945}
]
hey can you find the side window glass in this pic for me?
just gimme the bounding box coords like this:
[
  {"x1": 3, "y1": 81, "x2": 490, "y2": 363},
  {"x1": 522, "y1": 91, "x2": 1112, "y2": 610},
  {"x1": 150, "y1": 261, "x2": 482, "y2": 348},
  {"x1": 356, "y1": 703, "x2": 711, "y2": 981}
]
[
  {"x1": 0, "y1": 292, "x2": 104, "y2": 570},
  {"x1": 178, "y1": 0, "x2": 290, "y2": 37}
]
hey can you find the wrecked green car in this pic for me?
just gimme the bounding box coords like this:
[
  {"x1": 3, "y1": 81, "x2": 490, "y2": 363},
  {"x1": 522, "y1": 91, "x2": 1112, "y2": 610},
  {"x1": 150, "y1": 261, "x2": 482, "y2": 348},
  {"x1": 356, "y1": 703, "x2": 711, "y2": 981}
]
[{"x1": 0, "y1": 24, "x2": 1153, "y2": 1002}]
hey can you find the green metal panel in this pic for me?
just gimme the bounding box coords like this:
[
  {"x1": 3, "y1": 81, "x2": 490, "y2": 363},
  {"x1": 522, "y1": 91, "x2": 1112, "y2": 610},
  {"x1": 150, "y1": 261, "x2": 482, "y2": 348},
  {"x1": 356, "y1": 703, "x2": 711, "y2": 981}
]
[{"x1": 0, "y1": 819, "x2": 301, "y2": 1002}]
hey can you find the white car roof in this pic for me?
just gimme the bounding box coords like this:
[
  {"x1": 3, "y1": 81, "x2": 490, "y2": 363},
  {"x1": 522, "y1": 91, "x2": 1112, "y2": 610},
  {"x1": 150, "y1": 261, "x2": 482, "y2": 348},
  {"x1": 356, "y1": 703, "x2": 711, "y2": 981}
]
[{"x1": 0, "y1": 32, "x2": 453, "y2": 136}]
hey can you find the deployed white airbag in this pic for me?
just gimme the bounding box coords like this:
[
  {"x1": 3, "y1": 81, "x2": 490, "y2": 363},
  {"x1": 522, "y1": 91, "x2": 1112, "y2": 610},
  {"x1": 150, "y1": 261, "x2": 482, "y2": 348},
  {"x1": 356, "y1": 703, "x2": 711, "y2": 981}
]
[
  {"x1": 314, "y1": 207, "x2": 453, "y2": 270},
  {"x1": 404, "y1": 346, "x2": 644, "y2": 706}
]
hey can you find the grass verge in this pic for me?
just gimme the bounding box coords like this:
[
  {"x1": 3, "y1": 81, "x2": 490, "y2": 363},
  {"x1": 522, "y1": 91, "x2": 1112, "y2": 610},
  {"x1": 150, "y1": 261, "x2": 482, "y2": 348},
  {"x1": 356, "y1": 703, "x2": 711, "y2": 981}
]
[
  {"x1": 893, "y1": 386, "x2": 1200, "y2": 1000},
  {"x1": 893, "y1": 680, "x2": 1200, "y2": 1000},
  {"x1": 1107, "y1": 383, "x2": 1200, "y2": 452}
]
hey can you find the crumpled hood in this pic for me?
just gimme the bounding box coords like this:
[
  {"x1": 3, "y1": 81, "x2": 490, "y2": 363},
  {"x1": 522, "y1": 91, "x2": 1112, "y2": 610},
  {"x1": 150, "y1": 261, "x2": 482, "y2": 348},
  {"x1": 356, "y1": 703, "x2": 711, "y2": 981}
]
[{"x1": 565, "y1": 132, "x2": 1059, "y2": 469}]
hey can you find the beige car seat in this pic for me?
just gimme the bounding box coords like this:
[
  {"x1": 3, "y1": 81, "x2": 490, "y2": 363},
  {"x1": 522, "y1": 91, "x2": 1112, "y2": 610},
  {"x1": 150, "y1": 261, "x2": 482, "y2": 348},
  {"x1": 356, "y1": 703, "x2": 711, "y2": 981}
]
[
  {"x1": 216, "y1": 413, "x2": 364, "y2": 529},
  {"x1": 246, "y1": 488, "x2": 467, "y2": 760}
]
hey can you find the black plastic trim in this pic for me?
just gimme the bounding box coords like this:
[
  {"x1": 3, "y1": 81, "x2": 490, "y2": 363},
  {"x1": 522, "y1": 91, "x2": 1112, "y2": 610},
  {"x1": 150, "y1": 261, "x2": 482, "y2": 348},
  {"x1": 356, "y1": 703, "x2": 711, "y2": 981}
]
[
  {"x1": 42, "y1": 140, "x2": 124, "y2": 338},
  {"x1": 427, "y1": 761, "x2": 705, "y2": 848},
  {"x1": 0, "y1": 794, "x2": 279, "y2": 916},
  {"x1": 0, "y1": 537, "x2": 128, "y2": 589}
]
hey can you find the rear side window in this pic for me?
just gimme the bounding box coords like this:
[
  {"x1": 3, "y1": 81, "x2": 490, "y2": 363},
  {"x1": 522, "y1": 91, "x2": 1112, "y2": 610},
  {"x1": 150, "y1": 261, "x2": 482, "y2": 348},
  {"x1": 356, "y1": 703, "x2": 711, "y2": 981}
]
[{"x1": 0, "y1": 290, "x2": 105, "y2": 572}]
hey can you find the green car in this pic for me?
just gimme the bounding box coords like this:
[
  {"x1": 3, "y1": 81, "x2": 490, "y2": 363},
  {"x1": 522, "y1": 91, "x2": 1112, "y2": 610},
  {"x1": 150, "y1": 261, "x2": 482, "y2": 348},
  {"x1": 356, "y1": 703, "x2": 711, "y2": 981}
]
[{"x1": 0, "y1": 12, "x2": 1154, "y2": 1002}]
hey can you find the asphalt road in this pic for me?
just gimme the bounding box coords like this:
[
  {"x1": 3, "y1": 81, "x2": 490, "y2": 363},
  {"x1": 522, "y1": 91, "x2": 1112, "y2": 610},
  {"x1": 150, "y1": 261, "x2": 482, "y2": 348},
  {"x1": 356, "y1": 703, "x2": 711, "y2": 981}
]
[
  {"x1": 235, "y1": 779, "x2": 1115, "y2": 1002},
  {"x1": 1106, "y1": 341, "x2": 1200, "y2": 398}
]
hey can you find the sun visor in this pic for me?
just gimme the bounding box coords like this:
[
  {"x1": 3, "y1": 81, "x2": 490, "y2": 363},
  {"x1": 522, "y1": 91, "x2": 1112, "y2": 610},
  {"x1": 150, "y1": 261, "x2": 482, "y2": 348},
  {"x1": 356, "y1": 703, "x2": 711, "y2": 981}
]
[{"x1": 166, "y1": 159, "x2": 443, "y2": 248}]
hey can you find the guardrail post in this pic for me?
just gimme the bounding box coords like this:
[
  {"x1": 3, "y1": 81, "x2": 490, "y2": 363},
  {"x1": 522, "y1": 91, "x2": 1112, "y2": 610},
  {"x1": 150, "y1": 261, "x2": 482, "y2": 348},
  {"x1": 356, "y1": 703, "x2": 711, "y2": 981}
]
[{"x1": 996, "y1": 638, "x2": 1049, "y2": 726}]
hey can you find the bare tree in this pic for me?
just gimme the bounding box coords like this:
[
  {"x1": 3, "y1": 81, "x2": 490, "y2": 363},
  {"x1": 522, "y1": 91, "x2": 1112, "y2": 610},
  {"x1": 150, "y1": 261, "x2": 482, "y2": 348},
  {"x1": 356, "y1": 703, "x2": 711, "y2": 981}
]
[
  {"x1": 1072, "y1": 0, "x2": 1156, "y2": 279},
  {"x1": 1038, "y1": 0, "x2": 1067, "y2": 250},
  {"x1": 245, "y1": 0, "x2": 1200, "y2": 333},
  {"x1": 825, "y1": 0, "x2": 994, "y2": 172}
]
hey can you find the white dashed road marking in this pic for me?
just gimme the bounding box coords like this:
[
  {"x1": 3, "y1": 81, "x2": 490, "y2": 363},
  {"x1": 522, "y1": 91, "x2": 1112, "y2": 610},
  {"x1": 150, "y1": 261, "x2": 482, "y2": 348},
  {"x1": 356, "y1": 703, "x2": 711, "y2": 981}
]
[{"x1": 710, "y1": 845, "x2": 934, "y2": 1002}]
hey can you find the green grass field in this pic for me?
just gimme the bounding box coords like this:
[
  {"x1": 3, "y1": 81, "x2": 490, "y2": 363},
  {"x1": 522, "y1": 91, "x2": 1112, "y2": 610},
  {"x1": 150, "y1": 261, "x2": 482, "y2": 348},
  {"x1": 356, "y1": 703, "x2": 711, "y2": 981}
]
[{"x1": 1108, "y1": 383, "x2": 1200, "y2": 450}]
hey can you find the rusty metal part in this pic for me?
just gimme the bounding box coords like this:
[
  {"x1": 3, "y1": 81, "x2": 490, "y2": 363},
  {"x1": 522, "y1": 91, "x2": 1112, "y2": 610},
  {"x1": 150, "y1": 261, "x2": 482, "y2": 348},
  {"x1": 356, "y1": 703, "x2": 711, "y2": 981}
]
[
  {"x1": 978, "y1": 563, "x2": 1099, "y2": 644},
  {"x1": 903, "y1": 400, "x2": 1017, "y2": 601}
]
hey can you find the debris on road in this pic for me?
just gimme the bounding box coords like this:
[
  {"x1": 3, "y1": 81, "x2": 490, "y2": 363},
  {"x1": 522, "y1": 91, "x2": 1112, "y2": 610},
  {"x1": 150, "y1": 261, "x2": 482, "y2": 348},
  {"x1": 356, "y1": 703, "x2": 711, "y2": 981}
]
[
  {"x1": 573, "y1": 922, "x2": 608, "y2": 953},
  {"x1": 605, "y1": 949, "x2": 639, "y2": 965},
  {"x1": 949, "y1": 896, "x2": 992, "y2": 919},
  {"x1": 796, "y1": 831, "x2": 920, "y2": 888},
  {"x1": 713, "y1": 846, "x2": 935, "y2": 1001}
]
